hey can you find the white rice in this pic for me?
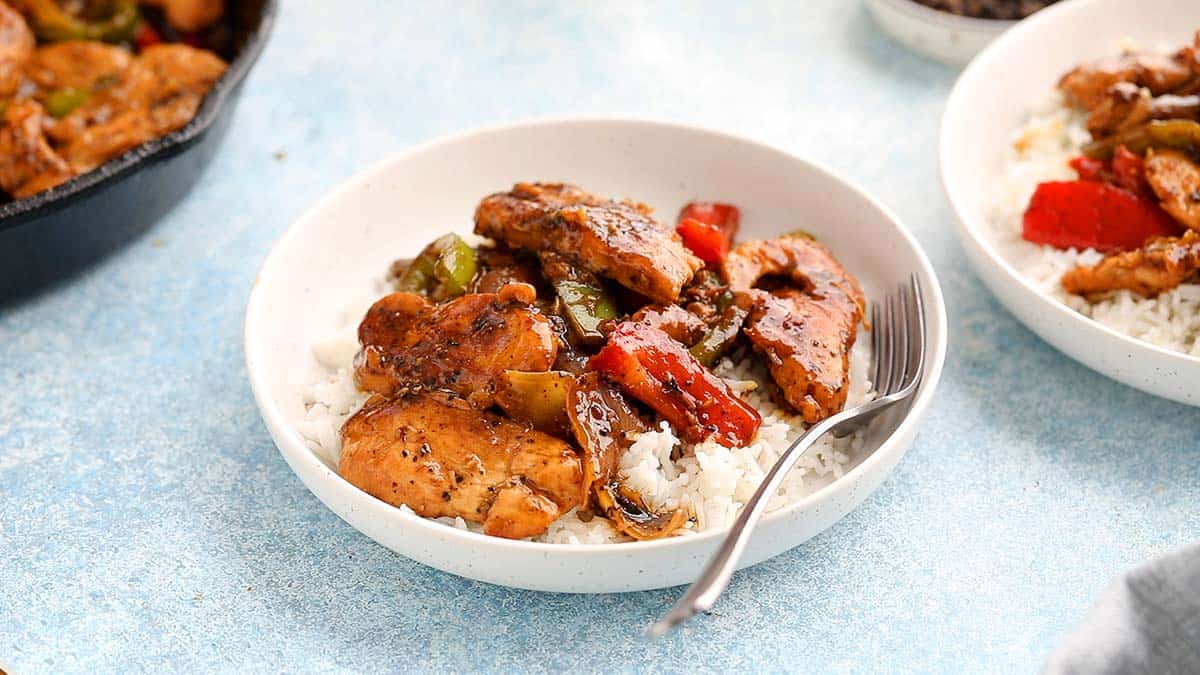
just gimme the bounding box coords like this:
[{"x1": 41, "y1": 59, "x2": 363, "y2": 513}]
[
  {"x1": 985, "y1": 91, "x2": 1200, "y2": 356},
  {"x1": 298, "y1": 288, "x2": 873, "y2": 545}
]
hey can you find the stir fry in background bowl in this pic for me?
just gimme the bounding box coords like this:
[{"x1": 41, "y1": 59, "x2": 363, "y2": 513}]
[
  {"x1": 1003, "y1": 32, "x2": 1200, "y2": 336},
  {"x1": 868, "y1": 0, "x2": 1060, "y2": 65},
  {"x1": 912, "y1": 0, "x2": 1058, "y2": 21}
]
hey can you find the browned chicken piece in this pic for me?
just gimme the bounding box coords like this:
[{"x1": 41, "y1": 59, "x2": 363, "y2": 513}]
[
  {"x1": 1087, "y1": 82, "x2": 1200, "y2": 138},
  {"x1": 137, "y1": 43, "x2": 227, "y2": 96},
  {"x1": 0, "y1": 1, "x2": 32, "y2": 97},
  {"x1": 474, "y1": 182, "x2": 703, "y2": 304},
  {"x1": 340, "y1": 392, "x2": 584, "y2": 540},
  {"x1": 140, "y1": 0, "x2": 225, "y2": 32},
  {"x1": 537, "y1": 248, "x2": 603, "y2": 286},
  {"x1": 470, "y1": 245, "x2": 544, "y2": 294},
  {"x1": 723, "y1": 237, "x2": 866, "y2": 423},
  {"x1": 1144, "y1": 148, "x2": 1200, "y2": 231},
  {"x1": 47, "y1": 44, "x2": 226, "y2": 173},
  {"x1": 0, "y1": 100, "x2": 71, "y2": 197},
  {"x1": 1172, "y1": 31, "x2": 1200, "y2": 95},
  {"x1": 23, "y1": 41, "x2": 132, "y2": 92},
  {"x1": 565, "y1": 373, "x2": 686, "y2": 539},
  {"x1": 1062, "y1": 230, "x2": 1200, "y2": 297},
  {"x1": 1059, "y1": 49, "x2": 1194, "y2": 111},
  {"x1": 55, "y1": 110, "x2": 153, "y2": 174},
  {"x1": 630, "y1": 303, "x2": 706, "y2": 344},
  {"x1": 354, "y1": 283, "x2": 557, "y2": 407}
]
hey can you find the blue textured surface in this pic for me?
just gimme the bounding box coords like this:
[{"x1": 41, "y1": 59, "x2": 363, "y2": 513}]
[{"x1": 2, "y1": 1, "x2": 1198, "y2": 672}]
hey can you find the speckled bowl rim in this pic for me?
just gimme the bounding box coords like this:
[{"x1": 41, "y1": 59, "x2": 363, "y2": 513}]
[
  {"x1": 245, "y1": 117, "x2": 948, "y2": 555},
  {"x1": 0, "y1": 0, "x2": 277, "y2": 232}
]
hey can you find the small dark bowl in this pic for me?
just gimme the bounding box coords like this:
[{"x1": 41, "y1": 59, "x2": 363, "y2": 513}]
[{"x1": 0, "y1": 0, "x2": 276, "y2": 301}]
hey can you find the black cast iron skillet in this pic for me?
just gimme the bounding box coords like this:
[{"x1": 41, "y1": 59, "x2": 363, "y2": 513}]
[{"x1": 0, "y1": 0, "x2": 276, "y2": 302}]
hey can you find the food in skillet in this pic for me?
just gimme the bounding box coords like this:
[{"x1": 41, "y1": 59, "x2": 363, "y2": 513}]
[
  {"x1": 303, "y1": 183, "x2": 874, "y2": 543},
  {"x1": 990, "y1": 32, "x2": 1200, "y2": 355},
  {"x1": 912, "y1": 0, "x2": 1058, "y2": 21},
  {"x1": 0, "y1": 0, "x2": 227, "y2": 199}
]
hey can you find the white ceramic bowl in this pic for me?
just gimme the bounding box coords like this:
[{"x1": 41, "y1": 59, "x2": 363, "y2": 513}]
[
  {"x1": 941, "y1": 0, "x2": 1200, "y2": 406},
  {"x1": 867, "y1": 0, "x2": 1015, "y2": 66},
  {"x1": 245, "y1": 119, "x2": 948, "y2": 592}
]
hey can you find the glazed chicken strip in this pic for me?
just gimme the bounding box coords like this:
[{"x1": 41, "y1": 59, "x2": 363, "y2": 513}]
[
  {"x1": 474, "y1": 182, "x2": 703, "y2": 304},
  {"x1": 1086, "y1": 82, "x2": 1200, "y2": 138},
  {"x1": 340, "y1": 392, "x2": 583, "y2": 540},
  {"x1": 140, "y1": 0, "x2": 225, "y2": 33},
  {"x1": 1143, "y1": 148, "x2": 1200, "y2": 231},
  {"x1": 629, "y1": 303, "x2": 707, "y2": 345},
  {"x1": 23, "y1": 40, "x2": 133, "y2": 92},
  {"x1": 0, "y1": 100, "x2": 72, "y2": 197},
  {"x1": 1059, "y1": 48, "x2": 1195, "y2": 111},
  {"x1": 1062, "y1": 229, "x2": 1200, "y2": 298},
  {"x1": 0, "y1": 0, "x2": 32, "y2": 97},
  {"x1": 354, "y1": 283, "x2": 557, "y2": 407},
  {"x1": 50, "y1": 44, "x2": 227, "y2": 173},
  {"x1": 723, "y1": 237, "x2": 866, "y2": 423},
  {"x1": 469, "y1": 245, "x2": 544, "y2": 294}
]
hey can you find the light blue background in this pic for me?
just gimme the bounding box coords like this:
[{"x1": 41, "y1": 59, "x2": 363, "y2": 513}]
[{"x1": 2, "y1": 1, "x2": 1198, "y2": 672}]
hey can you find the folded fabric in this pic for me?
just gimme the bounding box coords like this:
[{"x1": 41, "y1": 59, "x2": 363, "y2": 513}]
[{"x1": 1045, "y1": 542, "x2": 1200, "y2": 674}]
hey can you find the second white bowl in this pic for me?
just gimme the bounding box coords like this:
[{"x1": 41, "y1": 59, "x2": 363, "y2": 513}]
[{"x1": 941, "y1": 0, "x2": 1200, "y2": 406}]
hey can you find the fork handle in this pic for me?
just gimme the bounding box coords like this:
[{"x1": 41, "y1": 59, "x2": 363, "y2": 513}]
[{"x1": 648, "y1": 412, "x2": 847, "y2": 636}]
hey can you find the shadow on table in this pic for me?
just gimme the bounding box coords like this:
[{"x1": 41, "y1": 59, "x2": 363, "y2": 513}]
[
  {"x1": 950, "y1": 284, "x2": 1200, "y2": 479},
  {"x1": 0, "y1": 212, "x2": 156, "y2": 310},
  {"x1": 200, "y1": 415, "x2": 891, "y2": 667}
]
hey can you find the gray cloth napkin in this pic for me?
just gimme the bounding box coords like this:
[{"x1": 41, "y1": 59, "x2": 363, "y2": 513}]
[{"x1": 1045, "y1": 542, "x2": 1200, "y2": 675}]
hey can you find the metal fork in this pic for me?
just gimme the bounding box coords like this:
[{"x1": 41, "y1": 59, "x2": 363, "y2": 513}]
[{"x1": 647, "y1": 274, "x2": 927, "y2": 637}]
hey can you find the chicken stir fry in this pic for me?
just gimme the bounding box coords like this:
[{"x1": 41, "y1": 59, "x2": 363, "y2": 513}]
[
  {"x1": 475, "y1": 182, "x2": 705, "y2": 304},
  {"x1": 0, "y1": 0, "x2": 227, "y2": 199},
  {"x1": 1020, "y1": 31, "x2": 1200, "y2": 298},
  {"x1": 723, "y1": 236, "x2": 866, "y2": 423},
  {"x1": 354, "y1": 284, "x2": 557, "y2": 406},
  {"x1": 340, "y1": 393, "x2": 583, "y2": 540},
  {"x1": 1059, "y1": 44, "x2": 1197, "y2": 112},
  {"x1": 1062, "y1": 230, "x2": 1200, "y2": 298},
  {"x1": 337, "y1": 184, "x2": 867, "y2": 540}
]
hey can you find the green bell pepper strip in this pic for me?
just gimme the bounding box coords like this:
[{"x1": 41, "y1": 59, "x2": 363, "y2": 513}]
[
  {"x1": 45, "y1": 87, "x2": 90, "y2": 118},
  {"x1": 432, "y1": 235, "x2": 477, "y2": 296},
  {"x1": 554, "y1": 280, "x2": 620, "y2": 345},
  {"x1": 396, "y1": 234, "x2": 477, "y2": 297},
  {"x1": 395, "y1": 248, "x2": 437, "y2": 293},
  {"x1": 1083, "y1": 119, "x2": 1200, "y2": 160},
  {"x1": 24, "y1": 0, "x2": 140, "y2": 43},
  {"x1": 689, "y1": 269, "x2": 735, "y2": 312},
  {"x1": 689, "y1": 304, "x2": 748, "y2": 367}
]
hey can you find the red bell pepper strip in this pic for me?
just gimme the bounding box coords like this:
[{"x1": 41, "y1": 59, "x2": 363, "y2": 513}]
[
  {"x1": 134, "y1": 22, "x2": 161, "y2": 49},
  {"x1": 677, "y1": 201, "x2": 740, "y2": 264},
  {"x1": 676, "y1": 217, "x2": 730, "y2": 265},
  {"x1": 679, "y1": 201, "x2": 739, "y2": 229},
  {"x1": 1069, "y1": 156, "x2": 1109, "y2": 182},
  {"x1": 1069, "y1": 145, "x2": 1153, "y2": 198},
  {"x1": 1022, "y1": 180, "x2": 1182, "y2": 252},
  {"x1": 589, "y1": 322, "x2": 761, "y2": 448},
  {"x1": 1110, "y1": 145, "x2": 1154, "y2": 198}
]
